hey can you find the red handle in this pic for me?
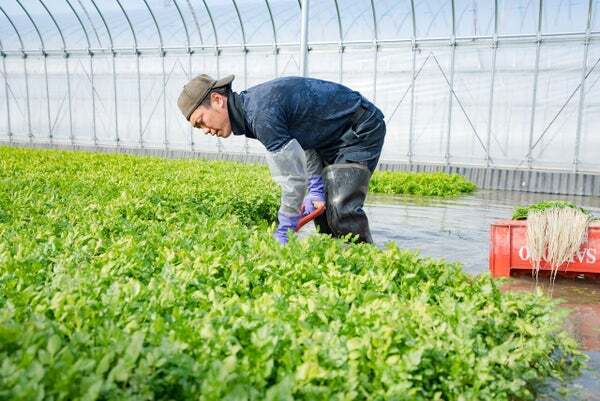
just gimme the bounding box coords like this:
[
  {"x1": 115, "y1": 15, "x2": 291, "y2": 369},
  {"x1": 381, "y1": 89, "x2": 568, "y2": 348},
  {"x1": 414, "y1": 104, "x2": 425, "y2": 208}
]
[{"x1": 295, "y1": 206, "x2": 326, "y2": 232}]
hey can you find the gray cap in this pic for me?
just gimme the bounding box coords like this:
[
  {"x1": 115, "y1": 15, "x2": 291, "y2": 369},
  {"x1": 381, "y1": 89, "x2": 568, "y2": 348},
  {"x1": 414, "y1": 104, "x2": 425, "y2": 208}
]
[{"x1": 177, "y1": 74, "x2": 235, "y2": 120}]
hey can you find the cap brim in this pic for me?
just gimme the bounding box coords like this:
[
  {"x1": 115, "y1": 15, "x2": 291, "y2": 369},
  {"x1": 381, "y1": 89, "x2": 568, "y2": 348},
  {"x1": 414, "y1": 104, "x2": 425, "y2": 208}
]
[{"x1": 215, "y1": 74, "x2": 235, "y2": 88}]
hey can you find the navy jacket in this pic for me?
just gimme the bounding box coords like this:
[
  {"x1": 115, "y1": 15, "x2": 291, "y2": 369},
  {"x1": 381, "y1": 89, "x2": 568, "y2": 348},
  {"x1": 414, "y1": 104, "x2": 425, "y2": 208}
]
[
  {"x1": 228, "y1": 76, "x2": 370, "y2": 152},
  {"x1": 227, "y1": 76, "x2": 382, "y2": 216}
]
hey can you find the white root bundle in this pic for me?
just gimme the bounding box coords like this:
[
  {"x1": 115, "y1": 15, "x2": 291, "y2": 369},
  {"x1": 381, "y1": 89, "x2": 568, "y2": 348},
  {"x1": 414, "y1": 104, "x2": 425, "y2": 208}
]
[{"x1": 526, "y1": 207, "x2": 590, "y2": 283}]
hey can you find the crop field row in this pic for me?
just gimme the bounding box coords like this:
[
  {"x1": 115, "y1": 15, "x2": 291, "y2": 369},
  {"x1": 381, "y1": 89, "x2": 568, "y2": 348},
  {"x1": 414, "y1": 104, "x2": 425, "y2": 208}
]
[{"x1": 0, "y1": 147, "x2": 583, "y2": 401}]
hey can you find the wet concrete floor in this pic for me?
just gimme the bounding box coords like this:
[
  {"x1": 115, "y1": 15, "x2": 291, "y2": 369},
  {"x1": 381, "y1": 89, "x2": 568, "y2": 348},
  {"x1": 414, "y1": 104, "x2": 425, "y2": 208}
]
[{"x1": 304, "y1": 189, "x2": 600, "y2": 400}]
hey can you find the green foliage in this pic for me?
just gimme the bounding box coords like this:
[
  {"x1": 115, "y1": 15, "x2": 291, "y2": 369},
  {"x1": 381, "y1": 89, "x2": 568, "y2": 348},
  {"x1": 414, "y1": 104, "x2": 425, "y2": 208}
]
[
  {"x1": 512, "y1": 200, "x2": 593, "y2": 220},
  {"x1": 369, "y1": 171, "x2": 477, "y2": 197},
  {"x1": 0, "y1": 146, "x2": 584, "y2": 401}
]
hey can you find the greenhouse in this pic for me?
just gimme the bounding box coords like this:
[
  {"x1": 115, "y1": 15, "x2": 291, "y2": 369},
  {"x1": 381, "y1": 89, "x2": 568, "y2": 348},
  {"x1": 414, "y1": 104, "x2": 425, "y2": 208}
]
[
  {"x1": 2, "y1": 1, "x2": 600, "y2": 400},
  {"x1": 1, "y1": 1, "x2": 600, "y2": 184}
]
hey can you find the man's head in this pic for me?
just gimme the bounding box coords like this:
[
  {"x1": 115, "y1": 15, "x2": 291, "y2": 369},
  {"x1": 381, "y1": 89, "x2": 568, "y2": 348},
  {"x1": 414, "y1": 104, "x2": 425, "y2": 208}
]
[{"x1": 177, "y1": 74, "x2": 235, "y2": 138}]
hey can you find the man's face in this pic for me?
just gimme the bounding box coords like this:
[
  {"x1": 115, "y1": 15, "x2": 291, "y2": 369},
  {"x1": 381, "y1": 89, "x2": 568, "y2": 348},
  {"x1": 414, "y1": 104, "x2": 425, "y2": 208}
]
[{"x1": 189, "y1": 92, "x2": 232, "y2": 138}]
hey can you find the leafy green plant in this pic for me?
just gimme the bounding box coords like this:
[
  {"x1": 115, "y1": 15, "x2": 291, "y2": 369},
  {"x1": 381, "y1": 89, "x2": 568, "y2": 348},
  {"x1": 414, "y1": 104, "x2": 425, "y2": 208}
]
[
  {"x1": 512, "y1": 200, "x2": 594, "y2": 220},
  {"x1": 0, "y1": 146, "x2": 584, "y2": 401},
  {"x1": 369, "y1": 171, "x2": 476, "y2": 197}
]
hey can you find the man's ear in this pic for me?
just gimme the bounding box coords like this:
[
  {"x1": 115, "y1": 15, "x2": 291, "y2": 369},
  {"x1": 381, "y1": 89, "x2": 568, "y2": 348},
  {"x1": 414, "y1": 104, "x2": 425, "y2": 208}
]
[{"x1": 211, "y1": 92, "x2": 225, "y2": 109}]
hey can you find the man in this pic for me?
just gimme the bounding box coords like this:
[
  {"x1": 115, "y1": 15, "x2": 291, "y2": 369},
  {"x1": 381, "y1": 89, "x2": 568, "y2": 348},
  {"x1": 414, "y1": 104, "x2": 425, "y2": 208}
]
[{"x1": 177, "y1": 74, "x2": 386, "y2": 245}]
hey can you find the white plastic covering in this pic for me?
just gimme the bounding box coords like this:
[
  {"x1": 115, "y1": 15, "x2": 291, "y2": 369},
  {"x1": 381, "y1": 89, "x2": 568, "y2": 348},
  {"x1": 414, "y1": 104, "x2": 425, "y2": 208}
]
[{"x1": 1, "y1": 0, "x2": 600, "y2": 173}]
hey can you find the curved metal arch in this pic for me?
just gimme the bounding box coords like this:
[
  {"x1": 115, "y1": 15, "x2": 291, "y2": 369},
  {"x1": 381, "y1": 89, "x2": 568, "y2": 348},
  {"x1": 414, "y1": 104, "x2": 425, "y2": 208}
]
[
  {"x1": 202, "y1": 0, "x2": 220, "y2": 48},
  {"x1": 36, "y1": 0, "x2": 67, "y2": 50},
  {"x1": 89, "y1": 0, "x2": 115, "y2": 49},
  {"x1": 65, "y1": 0, "x2": 92, "y2": 50},
  {"x1": 450, "y1": 0, "x2": 456, "y2": 37},
  {"x1": 331, "y1": 0, "x2": 343, "y2": 44},
  {"x1": 184, "y1": 0, "x2": 204, "y2": 47},
  {"x1": 15, "y1": 0, "x2": 45, "y2": 51},
  {"x1": 410, "y1": 0, "x2": 417, "y2": 38},
  {"x1": 115, "y1": 0, "x2": 138, "y2": 50},
  {"x1": 332, "y1": 0, "x2": 343, "y2": 82},
  {"x1": 0, "y1": 6, "x2": 25, "y2": 51},
  {"x1": 76, "y1": 0, "x2": 103, "y2": 48},
  {"x1": 369, "y1": 0, "x2": 378, "y2": 40},
  {"x1": 232, "y1": 0, "x2": 247, "y2": 48},
  {"x1": 263, "y1": 0, "x2": 279, "y2": 78},
  {"x1": 172, "y1": 0, "x2": 191, "y2": 50},
  {"x1": 264, "y1": 0, "x2": 279, "y2": 45},
  {"x1": 141, "y1": 0, "x2": 165, "y2": 51}
]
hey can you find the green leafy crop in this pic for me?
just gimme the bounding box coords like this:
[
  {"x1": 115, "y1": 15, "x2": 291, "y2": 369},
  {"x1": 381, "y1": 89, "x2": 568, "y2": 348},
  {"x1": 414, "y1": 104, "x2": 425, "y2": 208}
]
[
  {"x1": 0, "y1": 147, "x2": 583, "y2": 401},
  {"x1": 512, "y1": 200, "x2": 594, "y2": 220},
  {"x1": 369, "y1": 171, "x2": 476, "y2": 197}
]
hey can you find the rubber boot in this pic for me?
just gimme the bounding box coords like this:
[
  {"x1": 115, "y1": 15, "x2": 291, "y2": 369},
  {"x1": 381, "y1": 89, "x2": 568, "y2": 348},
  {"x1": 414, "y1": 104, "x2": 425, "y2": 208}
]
[
  {"x1": 313, "y1": 212, "x2": 333, "y2": 235},
  {"x1": 322, "y1": 163, "x2": 373, "y2": 244}
]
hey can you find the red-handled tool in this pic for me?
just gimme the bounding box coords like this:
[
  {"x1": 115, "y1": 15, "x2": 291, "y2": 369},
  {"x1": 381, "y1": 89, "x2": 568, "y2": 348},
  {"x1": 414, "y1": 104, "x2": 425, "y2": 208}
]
[{"x1": 295, "y1": 205, "x2": 326, "y2": 232}]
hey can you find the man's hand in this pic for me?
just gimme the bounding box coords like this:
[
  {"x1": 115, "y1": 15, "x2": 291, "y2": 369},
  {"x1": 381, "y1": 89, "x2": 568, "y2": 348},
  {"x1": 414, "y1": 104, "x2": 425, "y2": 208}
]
[
  {"x1": 275, "y1": 211, "x2": 301, "y2": 244},
  {"x1": 301, "y1": 175, "x2": 325, "y2": 216}
]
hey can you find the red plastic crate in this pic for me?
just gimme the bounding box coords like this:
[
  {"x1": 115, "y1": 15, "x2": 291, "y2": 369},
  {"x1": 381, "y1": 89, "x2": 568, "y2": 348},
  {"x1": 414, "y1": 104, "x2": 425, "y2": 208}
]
[{"x1": 489, "y1": 220, "x2": 600, "y2": 277}]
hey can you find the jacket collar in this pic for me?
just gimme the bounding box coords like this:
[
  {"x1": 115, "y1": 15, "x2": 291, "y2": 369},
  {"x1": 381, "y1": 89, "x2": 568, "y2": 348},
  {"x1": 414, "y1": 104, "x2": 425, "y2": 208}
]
[{"x1": 228, "y1": 92, "x2": 253, "y2": 138}]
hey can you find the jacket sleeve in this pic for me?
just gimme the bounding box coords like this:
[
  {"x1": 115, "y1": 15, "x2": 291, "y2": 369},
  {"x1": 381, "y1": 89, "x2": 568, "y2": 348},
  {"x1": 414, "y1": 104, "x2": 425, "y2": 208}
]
[
  {"x1": 265, "y1": 139, "x2": 307, "y2": 215},
  {"x1": 252, "y1": 105, "x2": 308, "y2": 215},
  {"x1": 304, "y1": 149, "x2": 323, "y2": 177}
]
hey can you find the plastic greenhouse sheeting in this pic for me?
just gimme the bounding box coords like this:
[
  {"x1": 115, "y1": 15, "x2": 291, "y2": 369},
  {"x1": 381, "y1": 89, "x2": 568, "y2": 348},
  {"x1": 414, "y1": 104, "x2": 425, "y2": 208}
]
[{"x1": 1, "y1": 0, "x2": 599, "y2": 173}]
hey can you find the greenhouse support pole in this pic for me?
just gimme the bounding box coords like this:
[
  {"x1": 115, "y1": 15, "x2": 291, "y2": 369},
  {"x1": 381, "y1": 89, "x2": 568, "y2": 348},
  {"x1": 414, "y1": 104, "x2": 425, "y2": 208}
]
[
  {"x1": 23, "y1": 55, "x2": 32, "y2": 143},
  {"x1": 333, "y1": 0, "x2": 343, "y2": 83},
  {"x1": 0, "y1": 7, "x2": 24, "y2": 144},
  {"x1": 264, "y1": 0, "x2": 278, "y2": 79},
  {"x1": 370, "y1": 0, "x2": 378, "y2": 102},
  {"x1": 161, "y1": 52, "x2": 168, "y2": 151},
  {"x1": 300, "y1": 0, "x2": 309, "y2": 76},
  {"x1": 408, "y1": 0, "x2": 417, "y2": 165},
  {"x1": 43, "y1": 54, "x2": 52, "y2": 143},
  {"x1": 444, "y1": 49, "x2": 456, "y2": 164},
  {"x1": 527, "y1": 0, "x2": 543, "y2": 169},
  {"x1": 232, "y1": 0, "x2": 248, "y2": 154},
  {"x1": 188, "y1": 52, "x2": 194, "y2": 151},
  {"x1": 38, "y1": 0, "x2": 72, "y2": 146},
  {"x1": 90, "y1": 54, "x2": 97, "y2": 146},
  {"x1": 486, "y1": 0, "x2": 499, "y2": 168},
  {"x1": 201, "y1": 0, "x2": 222, "y2": 153},
  {"x1": 89, "y1": 0, "x2": 116, "y2": 147},
  {"x1": 573, "y1": 0, "x2": 593, "y2": 172},
  {"x1": 112, "y1": 52, "x2": 119, "y2": 148},
  {"x1": 142, "y1": 0, "x2": 167, "y2": 151},
  {"x1": 65, "y1": 53, "x2": 74, "y2": 147},
  {"x1": 137, "y1": 53, "x2": 142, "y2": 148},
  {"x1": 114, "y1": 0, "x2": 136, "y2": 149},
  {"x1": 172, "y1": 0, "x2": 193, "y2": 151},
  {"x1": 445, "y1": 0, "x2": 456, "y2": 166},
  {"x1": 2, "y1": 54, "x2": 11, "y2": 142}
]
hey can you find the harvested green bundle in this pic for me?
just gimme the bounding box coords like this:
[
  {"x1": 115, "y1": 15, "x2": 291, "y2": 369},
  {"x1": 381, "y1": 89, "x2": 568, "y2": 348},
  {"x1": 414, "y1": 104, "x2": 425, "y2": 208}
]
[
  {"x1": 513, "y1": 200, "x2": 592, "y2": 220},
  {"x1": 522, "y1": 204, "x2": 591, "y2": 282}
]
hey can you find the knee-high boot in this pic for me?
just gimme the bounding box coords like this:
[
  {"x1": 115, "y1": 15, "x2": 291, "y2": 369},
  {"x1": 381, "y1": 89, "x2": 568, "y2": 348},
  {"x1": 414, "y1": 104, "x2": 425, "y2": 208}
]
[{"x1": 322, "y1": 163, "x2": 373, "y2": 244}]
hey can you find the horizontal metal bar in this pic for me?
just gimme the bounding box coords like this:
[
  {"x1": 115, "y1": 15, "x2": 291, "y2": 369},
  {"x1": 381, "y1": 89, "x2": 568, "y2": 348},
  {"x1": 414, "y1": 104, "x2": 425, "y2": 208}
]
[{"x1": 3, "y1": 32, "x2": 600, "y2": 58}]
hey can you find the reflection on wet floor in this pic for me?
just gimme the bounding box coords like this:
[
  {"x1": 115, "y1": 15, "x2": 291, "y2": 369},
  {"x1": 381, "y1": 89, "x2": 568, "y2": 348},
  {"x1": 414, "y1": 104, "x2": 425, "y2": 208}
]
[{"x1": 366, "y1": 190, "x2": 600, "y2": 400}]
